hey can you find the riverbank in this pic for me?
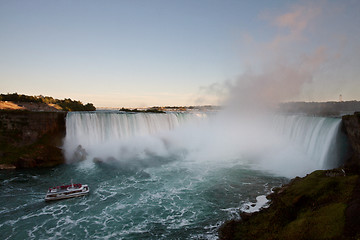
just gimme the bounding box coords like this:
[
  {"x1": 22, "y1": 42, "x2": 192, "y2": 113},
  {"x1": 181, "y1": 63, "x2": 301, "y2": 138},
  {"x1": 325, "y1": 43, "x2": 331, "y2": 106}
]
[
  {"x1": 0, "y1": 93, "x2": 98, "y2": 168},
  {"x1": 219, "y1": 168, "x2": 360, "y2": 239}
]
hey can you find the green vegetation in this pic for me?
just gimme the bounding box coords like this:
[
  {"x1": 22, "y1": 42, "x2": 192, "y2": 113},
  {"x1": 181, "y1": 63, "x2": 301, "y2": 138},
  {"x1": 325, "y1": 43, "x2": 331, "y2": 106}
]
[
  {"x1": 120, "y1": 107, "x2": 165, "y2": 113},
  {"x1": 57, "y1": 99, "x2": 96, "y2": 111},
  {"x1": 119, "y1": 105, "x2": 222, "y2": 113},
  {"x1": 1, "y1": 93, "x2": 35, "y2": 103},
  {"x1": 0, "y1": 93, "x2": 96, "y2": 111},
  {"x1": 219, "y1": 169, "x2": 358, "y2": 240}
]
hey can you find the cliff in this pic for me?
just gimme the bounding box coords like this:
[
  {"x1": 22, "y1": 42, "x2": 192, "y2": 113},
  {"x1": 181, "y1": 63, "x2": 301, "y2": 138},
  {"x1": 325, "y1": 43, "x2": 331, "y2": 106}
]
[
  {"x1": 342, "y1": 112, "x2": 360, "y2": 169},
  {"x1": 0, "y1": 110, "x2": 67, "y2": 168}
]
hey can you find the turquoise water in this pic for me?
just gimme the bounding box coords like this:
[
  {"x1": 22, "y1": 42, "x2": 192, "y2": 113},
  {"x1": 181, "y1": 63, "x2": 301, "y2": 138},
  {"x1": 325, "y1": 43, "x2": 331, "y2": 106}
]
[
  {"x1": 0, "y1": 160, "x2": 286, "y2": 239},
  {"x1": 1, "y1": 112, "x2": 345, "y2": 239}
]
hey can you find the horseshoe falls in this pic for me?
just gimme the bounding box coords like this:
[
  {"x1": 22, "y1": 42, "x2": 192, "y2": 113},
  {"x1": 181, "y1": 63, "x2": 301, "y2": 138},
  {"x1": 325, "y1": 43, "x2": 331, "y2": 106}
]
[{"x1": 0, "y1": 111, "x2": 348, "y2": 239}]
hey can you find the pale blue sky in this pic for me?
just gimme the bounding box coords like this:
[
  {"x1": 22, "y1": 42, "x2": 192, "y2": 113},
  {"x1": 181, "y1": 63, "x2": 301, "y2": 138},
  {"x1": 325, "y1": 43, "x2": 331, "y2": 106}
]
[{"x1": 1, "y1": 0, "x2": 359, "y2": 107}]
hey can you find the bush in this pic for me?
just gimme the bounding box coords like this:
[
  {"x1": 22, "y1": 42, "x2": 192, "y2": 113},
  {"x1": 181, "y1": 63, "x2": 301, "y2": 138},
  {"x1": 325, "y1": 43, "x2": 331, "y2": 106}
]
[{"x1": 0, "y1": 93, "x2": 96, "y2": 111}]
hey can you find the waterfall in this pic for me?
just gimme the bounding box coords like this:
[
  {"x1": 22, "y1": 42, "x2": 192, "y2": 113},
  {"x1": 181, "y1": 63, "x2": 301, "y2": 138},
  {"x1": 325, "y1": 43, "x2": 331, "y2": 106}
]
[
  {"x1": 63, "y1": 111, "x2": 207, "y2": 164},
  {"x1": 65, "y1": 111, "x2": 200, "y2": 142},
  {"x1": 63, "y1": 111, "x2": 347, "y2": 177},
  {"x1": 271, "y1": 115, "x2": 346, "y2": 170}
]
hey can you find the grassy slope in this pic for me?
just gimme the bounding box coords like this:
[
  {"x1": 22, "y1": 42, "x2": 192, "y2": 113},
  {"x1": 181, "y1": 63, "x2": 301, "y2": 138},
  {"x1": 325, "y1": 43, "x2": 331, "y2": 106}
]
[{"x1": 219, "y1": 169, "x2": 359, "y2": 240}]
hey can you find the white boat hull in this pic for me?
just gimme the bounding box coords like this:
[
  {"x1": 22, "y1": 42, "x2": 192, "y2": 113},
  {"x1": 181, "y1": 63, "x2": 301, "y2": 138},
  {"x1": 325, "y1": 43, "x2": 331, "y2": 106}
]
[{"x1": 45, "y1": 184, "x2": 89, "y2": 201}]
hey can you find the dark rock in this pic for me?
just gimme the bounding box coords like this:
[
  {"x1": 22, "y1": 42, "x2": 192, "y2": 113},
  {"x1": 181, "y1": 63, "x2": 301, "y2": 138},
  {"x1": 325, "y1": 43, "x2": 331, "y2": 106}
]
[
  {"x1": 0, "y1": 111, "x2": 67, "y2": 168},
  {"x1": 342, "y1": 113, "x2": 360, "y2": 168},
  {"x1": 239, "y1": 211, "x2": 253, "y2": 221},
  {"x1": 17, "y1": 157, "x2": 37, "y2": 168}
]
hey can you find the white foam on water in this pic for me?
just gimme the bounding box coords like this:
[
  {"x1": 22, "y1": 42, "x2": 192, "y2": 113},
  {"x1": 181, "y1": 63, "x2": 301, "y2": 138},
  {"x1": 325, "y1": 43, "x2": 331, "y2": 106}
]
[{"x1": 241, "y1": 195, "x2": 270, "y2": 213}]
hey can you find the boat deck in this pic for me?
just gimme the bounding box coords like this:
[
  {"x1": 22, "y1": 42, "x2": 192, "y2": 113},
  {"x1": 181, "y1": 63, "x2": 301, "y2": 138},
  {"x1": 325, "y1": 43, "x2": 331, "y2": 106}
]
[{"x1": 45, "y1": 184, "x2": 89, "y2": 201}]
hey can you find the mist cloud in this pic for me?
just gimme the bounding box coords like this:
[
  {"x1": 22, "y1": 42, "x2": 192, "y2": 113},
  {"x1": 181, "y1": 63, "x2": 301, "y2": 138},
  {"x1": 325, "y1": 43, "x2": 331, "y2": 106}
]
[
  {"x1": 196, "y1": 1, "x2": 349, "y2": 110},
  {"x1": 226, "y1": 47, "x2": 327, "y2": 112}
]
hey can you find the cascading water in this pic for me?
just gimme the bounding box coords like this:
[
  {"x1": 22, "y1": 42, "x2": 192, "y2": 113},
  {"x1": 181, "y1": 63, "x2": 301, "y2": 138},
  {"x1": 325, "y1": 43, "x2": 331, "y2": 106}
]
[
  {"x1": 65, "y1": 111, "x2": 201, "y2": 142},
  {"x1": 63, "y1": 111, "x2": 207, "y2": 166},
  {"x1": 63, "y1": 111, "x2": 346, "y2": 177},
  {"x1": 272, "y1": 115, "x2": 346, "y2": 170},
  {"x1": 1, "y1": 111, "x2": 349, "y2": 239}
]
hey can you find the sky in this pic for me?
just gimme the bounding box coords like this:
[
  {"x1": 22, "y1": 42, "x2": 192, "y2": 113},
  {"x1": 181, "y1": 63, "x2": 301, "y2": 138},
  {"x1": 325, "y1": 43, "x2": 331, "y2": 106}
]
[{"x1": 0, "y1": 0, "x2": 359, "y2": 108}]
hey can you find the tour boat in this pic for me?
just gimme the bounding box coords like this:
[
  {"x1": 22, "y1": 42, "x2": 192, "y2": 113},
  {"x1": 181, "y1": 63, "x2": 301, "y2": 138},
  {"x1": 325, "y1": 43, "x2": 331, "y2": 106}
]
[{"x1": 45, "y1": 183, "x2": 89, "y2": 201}]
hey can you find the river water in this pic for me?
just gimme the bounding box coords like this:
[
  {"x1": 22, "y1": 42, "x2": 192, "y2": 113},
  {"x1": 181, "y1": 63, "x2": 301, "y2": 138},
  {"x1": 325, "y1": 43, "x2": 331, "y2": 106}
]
[{"x1": 0, "y1": 111, "x2": 346, "y2": 239}]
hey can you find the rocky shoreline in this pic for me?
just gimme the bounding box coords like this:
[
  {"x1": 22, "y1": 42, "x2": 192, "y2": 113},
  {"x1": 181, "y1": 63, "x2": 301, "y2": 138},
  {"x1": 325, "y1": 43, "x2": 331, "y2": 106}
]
[{"x1": 218, "y1": 168, "x2": 360, "y2": 239}]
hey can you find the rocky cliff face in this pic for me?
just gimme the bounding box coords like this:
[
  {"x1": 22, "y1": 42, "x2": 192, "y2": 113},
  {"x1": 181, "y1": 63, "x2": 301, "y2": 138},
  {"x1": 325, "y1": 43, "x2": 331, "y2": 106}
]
[
  {"x1": 342, "y1": 112, "x2": 360, "y2": 168},
  {"x1": 0, "y1": 111, "x2": 67, "y2": 168}
]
